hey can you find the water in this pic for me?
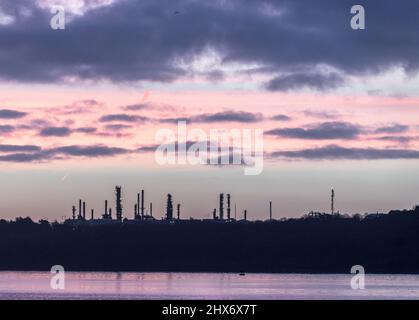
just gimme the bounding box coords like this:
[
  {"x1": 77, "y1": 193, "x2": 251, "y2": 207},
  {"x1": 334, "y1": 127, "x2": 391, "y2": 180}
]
[{"x1": 0, "y1": 272, "x2": 418, "y2": 300}]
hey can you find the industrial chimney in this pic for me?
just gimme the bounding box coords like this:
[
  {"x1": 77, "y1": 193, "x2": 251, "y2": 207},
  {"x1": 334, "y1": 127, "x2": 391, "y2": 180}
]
[
  {"x1": 116, "y1": 186, "x2": 122, "y2": 222},
  {"x1": 166, "y1": 194, "x2": 173, "y2": 220},
  {"x1": 72, "y1": 206, "x2": 76, "y2": 220},
  {"x1": 219, "y1": 193, "x2": 224, "y2": 220},
  {"x1": 227, "y1": 194, "x2": 231, "y2": 221},
  {"x1": 141, "y1": 190, "x2": 145, "y2": 218}
]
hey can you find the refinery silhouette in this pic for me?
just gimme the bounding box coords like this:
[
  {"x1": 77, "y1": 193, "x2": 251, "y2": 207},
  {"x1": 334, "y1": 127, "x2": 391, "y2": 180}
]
[
  {"x1": 1, "y1": 186, "x2": 419, "y2": 274},
  {"x1": 70, "y1": 186, "x2": 272, "y2": 225}
]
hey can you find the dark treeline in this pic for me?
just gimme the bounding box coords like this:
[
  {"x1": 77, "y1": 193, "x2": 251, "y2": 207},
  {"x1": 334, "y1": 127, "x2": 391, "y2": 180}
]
[{"x1": 1, "y1": 207, "x2": 419, "y2": 273}]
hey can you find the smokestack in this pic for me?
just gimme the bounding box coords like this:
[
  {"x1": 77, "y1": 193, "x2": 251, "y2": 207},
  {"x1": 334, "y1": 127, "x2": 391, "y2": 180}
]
[
  {"x1": 134, "y1": 204, "x2": 138, "y2": 219},
  {"x1": 150, "y1": 203, "x2": 153, "y2": 217},
  {"x1": 166, "y1": 194, "x2": 173, "y2": 220},
  {"x1": 79, "y1": 200, "x2": 82, "y2": 219},
  {"x1": 91, "y1": 209, "x2": 94, "y2": 220},
  {"x1": 177, "y1": 204, "x2": 180, "y2": 220},
  {"x1": 219, "y1": 193, "x2": 224, "y2": 220},
  {"x1": 331, "y1": 188, "x2": 335, "y2": 215},
  {"x1": 105, "y1": 200, "x2": 108, "y2": 219},
  {"x1": 141, "y1": 190, "x2": 145, "y2": 217},
  {"x1": 83, "y1": 202, "x2": 86, "y2": 220},
  {"x1": 116, "y1": 186, "x2": 122, "y2": 222},
  {"x1": 213, "y1": 209, "x2": 217, "y2": 220},
  {"x1": 135, "y1": 193, "x2": 140, "y2": 217},
  {"x1": 109, "y1": 208, "x2": 112, "y2": 219},
  {"x1": 244, "y1": 210, "x2": 247, "y2": 221},
  {"x1": 227, "y1": 194, "x2": 231, "y2": 221},
  {"x1": 270, "y1": 201, "x2": 272, "y2": 221},
  {"x1": 72, "y1": 206, "x2": 76, "y2": 220}
]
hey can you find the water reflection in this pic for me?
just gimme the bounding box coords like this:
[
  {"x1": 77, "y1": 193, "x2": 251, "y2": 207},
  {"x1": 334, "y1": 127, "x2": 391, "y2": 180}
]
[{"x1": 0, "y1": 272, "x2": 419, "y2": 300}]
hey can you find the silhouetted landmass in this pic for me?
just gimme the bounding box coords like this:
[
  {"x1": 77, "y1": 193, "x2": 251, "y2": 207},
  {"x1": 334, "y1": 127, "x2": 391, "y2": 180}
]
[{"x1": 1, "y1": 207, "x2": 419, "y2": 273}]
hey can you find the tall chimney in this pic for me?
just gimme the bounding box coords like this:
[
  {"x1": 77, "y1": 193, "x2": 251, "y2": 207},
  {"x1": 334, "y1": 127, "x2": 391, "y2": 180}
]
[
  {"x1": 227, "y1": 194, "x2": 231, "y2": 221},
  {"x1": 177, "y1": 204, "x2": 180, "y2": 220},
  {"x1": 109, "y1": 208, "x2": 112, "y2": 219},
  {"x1": 270, "y1": 201, "x2": 272, "y2": 221},
  {"x1": 137, "y1": 193, "x2": 140, "y2": 218},
  {"x1": 91, "y1": 209, "x2": 94, "y2": 220},
  {"x1": 244, "y1": 210, "x2": 247, "y2": 221},
  {"x1": 141, "y1": 190, "x2": 145, "y2": 217},
  {"x1": 105, "y1": 200, "x2": 108, "y2": 219},
  {"x1": 219, "y1": 193, "x2": 224, "y2": 220},
  {"x1": 150, "y1": 202, "x2": 153, "y2": 217},
  {"x1": 72, "y1": 206, "x2": 76, "y2": 220},
  {"x1": 213, "y1": 209, "x2": 217, "y2": 220},
  {"x1": 79, "y1": 200, "x2": 82, "y2": 219},
  {"x1": 83, "y1": 201, "x2": 86, "y2": 220},
  {"x1": 134, "y1": 204, "x2": 138, "y2": 219},
  {"x1": 116, "y1": 186, "x2": 122, "y2": 222}
]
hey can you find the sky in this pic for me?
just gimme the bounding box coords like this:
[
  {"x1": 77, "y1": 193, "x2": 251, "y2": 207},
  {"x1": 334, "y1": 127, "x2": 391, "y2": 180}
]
[{"x1": 1, "y1": 0, "x2": 419, "y2": 220}]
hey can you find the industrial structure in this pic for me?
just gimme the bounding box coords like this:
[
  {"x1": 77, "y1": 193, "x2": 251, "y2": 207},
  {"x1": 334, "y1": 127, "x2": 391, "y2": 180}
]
[{"x1": 69, "y1": 186, "x2": 342, "y2": 225}]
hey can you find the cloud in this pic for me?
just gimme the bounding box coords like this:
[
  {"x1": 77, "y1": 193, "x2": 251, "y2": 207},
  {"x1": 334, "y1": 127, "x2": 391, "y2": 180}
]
[
  {"x1": 375, "y1": 136, "x2": 414, "y2": 144},
  {"x1": 266, "y1": 72, "x2": 345, "y2": 91},
  {"x1": 50, "y1": 145, "x2": 129, "y2": 157},
  {"x1": 271, "y1": 114, "x2": 292, "y2": 121},
  {"x1": 271, "y1": 145, "x2": 419, "y2": 160},
  {"x1": 0, "y1": 109, "x2": 27, "y2": 119},
  {"x1": 267, "y1": 122, "x2": 361, "y2": 140},
  {"x1": 47, "y1": 100, "x2": 104, "y2": 115},
  {"x1": 39, "y1": 126, "x2": 72, "y2": 137},
  {"x1": 2, "y1": 0, "x2": 418, "y2": 85},
  {"x1": 99, "y1": 114, "x2": 148, "y2": 123},
  {"x1": 0, "y1": 152, "x2": 49, "y2": 163},
  {"x1": 123, "y1": 104, "x2": 149, "y2": 111},
  {"x1": 0, "y1": 125, "x2": 14, "y2": 133},
  {"x1": 104, "y1": 124, "x2": 132, "y2": 131},
  {"x1": 374, "y1": 124, "x2": 410, "y2": 134},
  {"x1": 0, "y1": 144, "x2": 131, "y2": 163},
  {"x1": 0, "y1": 144, "x2": 41, "y2": 152},
  {"x1": 161, "y1": 111, "x2": 263, "y2": 124},
  {"x1": 74, "y1": 127, "x2": 97, "y2": 133},
  {"x1": 303, "y1": 110, "x2": 340, "y2": 120}
]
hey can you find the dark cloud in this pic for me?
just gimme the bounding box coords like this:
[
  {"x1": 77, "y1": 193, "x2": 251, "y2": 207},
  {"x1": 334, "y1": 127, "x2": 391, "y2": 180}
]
[
  {"x1": 161, "y1": 111, "x2": 263, "y2": 124},
  {"x1": 374, "y1": 124, "x2": 410, "y2": 134},
  {"x1": 0, "y1": 144, "x2": 132, "y2": 163},
  {"x1": 271, "y1": 145, "x2": 419, "y2": 160},
  {"x1": 104, "y1": 124, "x2": 133, "y2": 131},
  {"x1": 0, "y1": 152, "x2": 48, "y2": 163},
  {"x1": 50, "y1": 145, "x2": 129, "y2": 157},
  {"x1": 266, "y1": 72, "x2": 345, "y2": 91},
  {"x1": 0, "y1": 109, "x2": 27, "y2": 119},
  {"x1": 1, "y1": 0, "x2": 418, "y2": 87},
  {"x1": 0, "y1": 125, "x2": 14, "y2": 133},
  {"x1": 123, "y1": 104, "x2": 149, "y2": 111},
  {"x1": 39, "y1": 126, "x2": 72, "y2": 137},
  {"x1": 271, "y1": 114, "x2": 292, "y2": 121},
  {"x1": 375, "y1": 136, "x2": 413, "y2": 144},
  {"x1": 74, "y1": 127, "x2": 97, "y2": 133},
  {"x1": 99, "y1": 114, "x2": 148, "y2": 123},
  {"x1": 267, "y1": 122, "x2": 361, "y2": 140},
  {"x1": 0, "y1": 144, "x2": 41, "y2": 152}
]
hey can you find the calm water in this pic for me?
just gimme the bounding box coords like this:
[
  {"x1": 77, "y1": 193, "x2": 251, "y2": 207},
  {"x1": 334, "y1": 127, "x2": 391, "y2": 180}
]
[{"x1": 0, "y1": 272, "x2": 418, "y2": 300}]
